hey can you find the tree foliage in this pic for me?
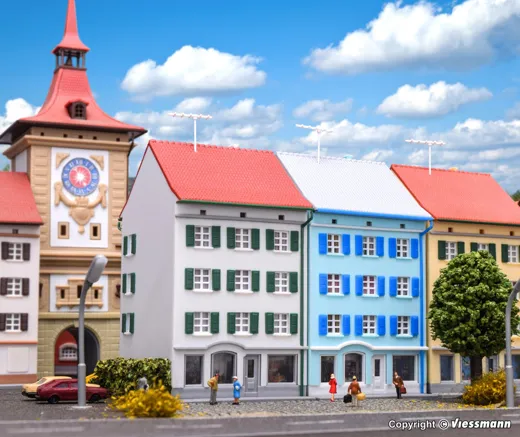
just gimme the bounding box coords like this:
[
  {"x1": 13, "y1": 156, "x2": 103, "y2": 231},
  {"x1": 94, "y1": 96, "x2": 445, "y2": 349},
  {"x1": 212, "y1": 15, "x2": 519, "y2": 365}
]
[
  {"x1": 2, "y1": 164, "x2": 9, "y2": 171},
  {"x1": 429, "y1": 251, "x2": 520, "y2": 379},
  {"x1": 512, "y1": 190, "x2": 520, "y2": 202}
]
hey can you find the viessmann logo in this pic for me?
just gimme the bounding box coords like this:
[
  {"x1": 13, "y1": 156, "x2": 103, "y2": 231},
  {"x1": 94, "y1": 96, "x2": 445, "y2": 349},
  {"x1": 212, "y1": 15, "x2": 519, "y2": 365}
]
[
  {"x1": 449, "y1": 418, "x2": 511, "y2": 429},
  {"x1": 388, "y1": 418, "x2": 511, "y2": 431}
]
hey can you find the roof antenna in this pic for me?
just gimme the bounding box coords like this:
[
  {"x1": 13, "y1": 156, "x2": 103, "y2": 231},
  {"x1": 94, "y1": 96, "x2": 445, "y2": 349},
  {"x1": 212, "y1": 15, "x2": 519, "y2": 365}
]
[
  {"x1": 296, "y1": 124, "x2": 333, "y2": 164},
  {"x1": 168, "y1": 113, "x2": 213, "y2": 152},
  {"x1": 405, "y1": 139, "x2": 445, "y2": 176}
]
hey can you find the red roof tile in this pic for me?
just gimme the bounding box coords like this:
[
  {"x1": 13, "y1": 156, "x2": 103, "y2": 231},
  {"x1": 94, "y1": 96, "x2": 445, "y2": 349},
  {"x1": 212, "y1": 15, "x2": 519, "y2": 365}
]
[
  {"x1": 391, "y1": 164, "x2": 520, "y2": 225},
  {"x1": 0, "y1": 173, "x2": 43, "y2": 225},
  {"x1": 147, "y1": 141, "x2": 313, "y2": 209}
]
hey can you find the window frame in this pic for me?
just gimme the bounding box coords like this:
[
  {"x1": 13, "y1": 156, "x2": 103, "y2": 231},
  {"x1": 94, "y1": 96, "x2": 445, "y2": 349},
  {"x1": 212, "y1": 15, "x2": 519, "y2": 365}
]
[
  {"x1": 6, "y1": 243, "x2": 23, "y2": 261},
  {"x1": 363, "y1": 275, "x2": 376, "y2": 296},
  {"x1": 6, "y1": 278, "x2": 23, "y2": 297},
  {"x1": 327, "y1": 274, "x2": 341, "y2": 295},
  {"x1": 327, "y1": 234, "x2": 341, "y2": 254},
  {"x1": 392, "y1": 355, "x2": 417, "y2": 382},
  {"x1": 327, "y1": 314, "x2": 341, "y2": 335},
  {"x1": 194, "y1": 226, "x2": 211, "y2": 248},
  {"x1": 235, "y1": 312, "x2": 250, "y2": 334},
  {"x1": 396, "y1": 238, "x2": 409, "y2": 258},
  {"x1": 273, "y1": 313, "x2": 289, "y2": 335},
  {"x1": 320, "y1": 355, "x2": 336, "y2": 383},
  {"x1": 397, "y1": 316, "x2": 410, "y2": 336},
  {"x1": 477, "y1": 243, "x2": 489, "y2": 251},
  {"x1": 184, "y1": 354, "x2": 204, "y2": 386},
  {"x1": 267, "y1": 355, "x2": 296, "y2": 384},
  {"x1": 446, "y1": 242, "x2": 457, "y2": 260},
  {"x1": 344, "y1": 352, "x2": 364, "y2": 382},
  {"x1": 193, "y1": 312, "x2": 210, "y2": 334},
  {"x1": 194, "y1": 269, "x2": 211, "y2": 291},
  {"x1": 235, "y1": 228, "x2": 251, "y2": 250},
  {"x1": 59, "y1": 343, "x2": 78, "y2": 362},
  {"x1": 509, "y1": 245, "x2": 519, "y2": 263},
  {"x1": 235, "y1": 270, "x2": 251, "y2": 292},
  {"x1": 397, "y1": 277, "x2": 410, "y2": 297},
  {"x1": 5, "y1": 313, "x2": 22, "y2": 332},
  {"x1": 274, "y1": 231, "x2": 289, "y2": 252},
  {"x1": 274, "y1": 272, "x2": 289, "y2": 293},
  {"x1": 362, "y1": 315, "x2": 377, "y2": 335},
  {"x1": 440, "y1": 355, "x2": 454, "y2": 382},
  {"x1": 362, "y1": 236, "x2": 376, "y2": 256}
]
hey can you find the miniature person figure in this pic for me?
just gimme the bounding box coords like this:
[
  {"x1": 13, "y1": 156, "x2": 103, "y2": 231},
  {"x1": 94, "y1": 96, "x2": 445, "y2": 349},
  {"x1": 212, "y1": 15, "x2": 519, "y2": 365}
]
[
  {"x1": 232, "y1": 376, "x2": 242, "y2": 405},
  {"x1": 393, "y1": 371, "x2": 404, "y2": 399},
  {"x1": 207, "y1": 371, "x2": 219, "y2": 405},
  {"x1": 347, "y1": 376, "x2": 362, "y2": 407},
  {"x1": 329, "y1": 373, "x2": 337, "y2": 402},
  {"x1": 137, "y1": 377, "x2": 149, "y2": 391}
]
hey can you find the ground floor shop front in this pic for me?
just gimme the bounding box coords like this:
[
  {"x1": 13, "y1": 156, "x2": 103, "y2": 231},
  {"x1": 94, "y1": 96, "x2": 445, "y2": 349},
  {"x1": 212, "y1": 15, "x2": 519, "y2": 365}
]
[{"x1": 0, "y1": 343, "x2": 38, "y2": 384}]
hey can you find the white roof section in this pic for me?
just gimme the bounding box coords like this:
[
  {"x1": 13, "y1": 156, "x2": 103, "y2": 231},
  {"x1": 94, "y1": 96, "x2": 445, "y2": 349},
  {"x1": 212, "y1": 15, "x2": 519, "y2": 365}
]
[{"x1": 277, "y1": 152, "x2": 432, "y2": 220}]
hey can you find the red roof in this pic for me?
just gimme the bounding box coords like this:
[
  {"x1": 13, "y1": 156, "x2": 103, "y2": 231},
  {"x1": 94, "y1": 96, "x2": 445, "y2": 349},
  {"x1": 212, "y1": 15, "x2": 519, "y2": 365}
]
[
  {"x1": 0, "y1": 173, "x2": 43, "y2": 225},
  {"x1": 391, "y1": 165, "x2": 520, "y2": 225},
  {"x1": 141, "y1": 141, "x2": 313, "y2": 209},
  {"x1": 52, "y1": 0, "x2": 89, "y2": 54}
]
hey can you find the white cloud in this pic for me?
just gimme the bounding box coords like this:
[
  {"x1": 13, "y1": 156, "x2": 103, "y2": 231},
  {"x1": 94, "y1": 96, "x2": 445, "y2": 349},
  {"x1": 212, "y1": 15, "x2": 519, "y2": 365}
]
[
  {"x1": 361, "y1": 149, "x2": 394, "y2": 162},
  {"x1": 121, "y1": 46, "x2": 266, "y2": 100},
  {"x1": 174, "y1": 97, "x2": 212, "y2": 113},
  {"x1": 377, "y1": 81, "x2": 492, "y2": 118},
  {"x1": 506, "y1": 102, "x2": 520, "y2": 119},
  {"x1": 304, "y1": 0, "x2": 520, "y2": 74},
  {"x1": 0, "y1": 98, "x2": 40, "y2": 154},
  {"x1": 293, "y1": 98, "x2": 353, "y2": 121}
]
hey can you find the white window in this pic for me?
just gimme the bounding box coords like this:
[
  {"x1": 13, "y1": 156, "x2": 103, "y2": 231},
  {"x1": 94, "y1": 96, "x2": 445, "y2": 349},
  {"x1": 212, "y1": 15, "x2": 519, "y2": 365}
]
[
  {"x1": 275, "y1": 272, "x2": 289, "y2": 293},
  {"x1": 397, "y1": 239, "x2": 409, "y2": 258},
  {"x1": 5, "y1": 314, "x2": 21, "y2": 332},
  {"x1": 446, "y1": 242, "x2": 457, "y2": 260},
  {"x1": 194, "y1": 269, "x2": 211, "y2": 291},
  {"x1": 363, "y1": 275, "x2": 376, "y2": 296},
  {"x1": 327, "y1": 234, "x2": 341, "y2": 254},
  {"x1": 327, "y1": 274, "x2": 341, "y2": 294},
  {"x1": 274, "y1": 231, "x2": 289, "y2": 252},
  {"x1": 235, "y1": 312, "x2": 249, "y2": 333},
  {"x1": 509, "y1": 245, "x2": 519, "y2": 263},
  {"x1": 363, "y1": 315, "x2": 376, "y2": 335},
  {"x1": 327, "y1": 314, "x2": 341, "y2": 335},
  {"x1": 397, "y1": 277, "x2": 410, "y2": 297},
  {"x1": 194, "y1": 312, "x2": 210, "y2": 334},
  {"x1": 477, "y1": 243, "x2": 489, "y2": 251},
  {"x1": 274, "y1": 314, "x2": 289, "y2": 334},
  {"x1": 59, "y1": 344, "x2": 78, "y2": 361},
  {"x1": 397, "y1": 316, "x2": 410, "y2": 335},
  {"x1": 363, "y1": 237, "x2": 375, "y2": 256},
  {"x1": 6, "y1": 278, "x2": 23, "y2": 296},
  {"x1": 235, "y1": 270, "x2": 250, "y2": 291},
  {"x1": 236, "y1": 229, "x2": 251, "y2": 249},
  {"x1": 7, "y1": 243, "x2": 23, "y2": 261},
  {"x1": 195, "y1": 226, "x2": 211, "y2": 248}
]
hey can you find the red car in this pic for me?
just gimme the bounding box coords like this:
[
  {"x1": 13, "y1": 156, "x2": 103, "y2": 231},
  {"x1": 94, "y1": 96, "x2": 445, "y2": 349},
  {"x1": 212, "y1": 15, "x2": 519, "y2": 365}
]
[{"x1": 36, "y1": 378, "x2": 109, "y2": 404}]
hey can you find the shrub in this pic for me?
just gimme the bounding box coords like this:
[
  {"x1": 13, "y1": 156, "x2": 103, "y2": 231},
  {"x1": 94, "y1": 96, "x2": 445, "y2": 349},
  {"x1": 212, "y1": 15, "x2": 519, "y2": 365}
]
[
  {"x1": 92, "y1": 357, "x2": 171, "y2": 396},
  {"x1": 110, "y1": 384, "x2": 184, "y2": 418},
  {"x1": 462, "y1": 369, "x2": 515, "y2": 405}
]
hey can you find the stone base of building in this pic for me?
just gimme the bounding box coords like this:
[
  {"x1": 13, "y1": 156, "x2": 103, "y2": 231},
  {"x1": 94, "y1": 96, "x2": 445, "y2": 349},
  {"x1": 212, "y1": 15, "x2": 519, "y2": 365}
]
[
  {"x1": 428, "y1": 383, "x2": 467, "y2": 394},
  {"x1": 0, "y1": 374, "x2": 37, "y2": 384},
  {"x1": 308, "y1": 382, "x2": 421, "y2": 397},
  {"x1": 173, "y1": 384, "x2": 301, "y2": 400}
]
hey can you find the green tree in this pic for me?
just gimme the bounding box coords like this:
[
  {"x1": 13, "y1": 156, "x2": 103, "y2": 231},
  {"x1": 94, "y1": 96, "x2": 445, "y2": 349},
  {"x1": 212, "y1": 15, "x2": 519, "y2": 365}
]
[
  {"x1": 429, "y1": 251, "x2": 520, "y2": 380},
  {"x1": 2, "y1": 164, "x2": 9, "y2": 171},
  {"x1": 512, "y1": 190, "x2": 520, "y2": 202}
]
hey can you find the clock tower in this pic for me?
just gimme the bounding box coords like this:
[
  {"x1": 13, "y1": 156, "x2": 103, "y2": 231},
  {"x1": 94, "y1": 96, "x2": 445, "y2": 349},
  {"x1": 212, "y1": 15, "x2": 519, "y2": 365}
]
[{"x1": 0, "y1": 0, "x2": 146, "y2": 377}]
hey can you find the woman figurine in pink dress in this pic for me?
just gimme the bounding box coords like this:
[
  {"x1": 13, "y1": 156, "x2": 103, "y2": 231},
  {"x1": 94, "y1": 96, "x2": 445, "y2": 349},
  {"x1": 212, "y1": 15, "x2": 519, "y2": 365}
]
[{"x1": 329, "y1": 373, "x2": 338, "y2": 402}]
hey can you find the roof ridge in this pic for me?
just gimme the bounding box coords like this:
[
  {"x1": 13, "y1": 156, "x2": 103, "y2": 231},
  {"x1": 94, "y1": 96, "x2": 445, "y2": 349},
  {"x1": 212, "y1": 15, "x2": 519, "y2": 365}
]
[
  {"x1": 150, "y1": 140, "x2": 273, "y2": 153},
  {"x1": 277, "y1": 151, "x2": 387, "y2": 165},
  {"x1": 391, "y1": 164, "x2": 491, "y2": 177}
]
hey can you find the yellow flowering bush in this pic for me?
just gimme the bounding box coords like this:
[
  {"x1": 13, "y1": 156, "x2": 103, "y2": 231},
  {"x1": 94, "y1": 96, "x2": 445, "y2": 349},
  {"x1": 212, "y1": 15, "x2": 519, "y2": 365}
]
[
  {"x1": 109, "y1": 384, "x2": 184, "y2": 418},
  {"x1": 462, "y1": 369, "x2": 515, "y2": 406}
]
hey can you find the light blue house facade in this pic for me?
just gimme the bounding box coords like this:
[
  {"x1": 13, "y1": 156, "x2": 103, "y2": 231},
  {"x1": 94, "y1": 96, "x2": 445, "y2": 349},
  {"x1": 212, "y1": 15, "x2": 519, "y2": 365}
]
[{"x1": 277, "y1": 153, "x2": 432, "y2": 395}]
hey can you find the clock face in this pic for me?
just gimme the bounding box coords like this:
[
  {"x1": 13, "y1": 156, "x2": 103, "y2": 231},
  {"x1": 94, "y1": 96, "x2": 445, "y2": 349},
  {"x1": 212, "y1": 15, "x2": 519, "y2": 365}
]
[{"x1": 61, "y1": 158, "x2": 100, "y2": 196}]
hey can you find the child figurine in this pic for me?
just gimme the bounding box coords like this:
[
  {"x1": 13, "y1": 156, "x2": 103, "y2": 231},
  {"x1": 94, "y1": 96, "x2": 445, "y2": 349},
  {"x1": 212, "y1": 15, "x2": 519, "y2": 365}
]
[
  {"x1": 232, "y1": 376, "x2": 242, "y2": 405},
  {"x1": 329, "y1": 373, "x2": 337, "y2": 402}
]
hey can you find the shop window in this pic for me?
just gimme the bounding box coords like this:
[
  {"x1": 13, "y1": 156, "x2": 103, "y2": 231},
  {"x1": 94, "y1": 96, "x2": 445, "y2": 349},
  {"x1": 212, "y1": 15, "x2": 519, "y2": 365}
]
[
  {"x1": 393, "y1": 355, "x2": 415, "y2": 381},
  {"x1": 185, "y1": 355, "x2": 203, "y2": 385},
  {"x1": 268, "y1": 355, "x2": 295, "y2": 383},
  {"x1": 211, "y1": 352, "x2": 235, "y2": 384},
  {"x1": 440, "y1": 355, "x2": 454, "y2": 381},
  {"x1": 461, "y1": 356, "x2": 471, "y2": 381},
  {"x1": 344, "y1": 353, "x2": 363, "y2": 382},
  {"x1": 320, "y1": 356, "x2": 335, "y2": 383}
]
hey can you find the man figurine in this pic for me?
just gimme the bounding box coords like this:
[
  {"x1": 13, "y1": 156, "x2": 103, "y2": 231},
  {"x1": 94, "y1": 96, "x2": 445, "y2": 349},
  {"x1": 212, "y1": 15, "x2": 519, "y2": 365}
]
[
  {"x1": 232, "y1": 376, "x2": 242, "y2": 405},
  {"x1": 207, "y1": 371, "x2": 219, "y2": 405},
  {"x1": 137, "y1": 377, "x2": 149, "y2": 391}
]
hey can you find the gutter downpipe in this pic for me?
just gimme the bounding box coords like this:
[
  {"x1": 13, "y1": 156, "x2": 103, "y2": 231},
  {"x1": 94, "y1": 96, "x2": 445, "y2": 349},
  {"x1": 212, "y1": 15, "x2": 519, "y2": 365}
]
[
  {"x1": 300, "y1": 210, "x2": 314, "y2": 397},
  {"x1": 419, "y1": 220, "x2": 434, "y2": 394}
]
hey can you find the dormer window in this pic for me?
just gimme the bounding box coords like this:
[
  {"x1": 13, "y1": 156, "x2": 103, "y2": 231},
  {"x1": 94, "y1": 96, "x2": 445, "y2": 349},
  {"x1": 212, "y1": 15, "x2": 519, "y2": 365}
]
[{"x1": 67, "y1": 101, "x2": 88, "y2": 120}]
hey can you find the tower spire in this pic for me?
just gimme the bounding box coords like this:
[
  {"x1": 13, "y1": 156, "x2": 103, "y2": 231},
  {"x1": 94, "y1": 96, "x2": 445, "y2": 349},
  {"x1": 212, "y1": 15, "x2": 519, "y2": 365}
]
[{"x1": 52, "y1": 0, "x2": 89, "y2": 54}]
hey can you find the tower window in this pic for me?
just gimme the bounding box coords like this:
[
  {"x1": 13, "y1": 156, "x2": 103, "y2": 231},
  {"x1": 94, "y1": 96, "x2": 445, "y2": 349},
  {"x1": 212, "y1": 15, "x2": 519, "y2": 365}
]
[
  {"x1": 68, "y1": 102, "x2": 87, "y2": 120},
  {"x1": 90, "y1": 224, "x2": 101, "y2": 240},
  {"x1": 77, "y1": 285, "x2": 82, "y2": 298},
  {"x1": 58, "y1": 222, "x2": 69, "y2": 239}
]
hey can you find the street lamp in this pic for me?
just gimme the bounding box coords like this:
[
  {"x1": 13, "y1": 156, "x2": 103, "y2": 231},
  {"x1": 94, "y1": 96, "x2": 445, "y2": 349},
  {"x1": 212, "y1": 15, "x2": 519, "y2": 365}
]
[
  {"x1": 168, "y1": 112, "x2": 212, "y2": 152},
  {"x1": 296, "y1": 124, "x2": 333, "y2": 164},
  {"x1": 76, "y1": 255, "x2": 108, "y2": 408},
  {"x1": 405, "y1": 139, "x2": 445, "y2": 175},
  {"x1": 505, "y1": 280, "x2": 520, "y2": 408}
]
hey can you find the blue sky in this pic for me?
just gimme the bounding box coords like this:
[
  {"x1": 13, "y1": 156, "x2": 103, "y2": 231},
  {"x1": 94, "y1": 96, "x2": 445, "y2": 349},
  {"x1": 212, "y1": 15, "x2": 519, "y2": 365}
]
[{"x1": 1, "y1": 0, "x2": 520, "y2": 192}]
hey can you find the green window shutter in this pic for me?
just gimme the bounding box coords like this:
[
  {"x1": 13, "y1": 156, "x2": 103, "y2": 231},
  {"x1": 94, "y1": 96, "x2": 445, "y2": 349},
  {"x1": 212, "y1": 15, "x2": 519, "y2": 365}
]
[
  {"x1": 131, "y1": 234, "x2": 137, "y2": 254},
  {"x1": 250, "y1": 312, "x2": 259, "y2": 334},
  {"x1": 265, "y1": 313, "x2": 274, "y2": 334},
  {"x1": 122, "y1": 273, "x2": 127, "y2": 294},
  {"x1": 123, "y1": 236, "x2": 128, "y2": 256},
  {"x1": 290, "y1": 313, "x2": 298, "y2": 334},
  {"x1": 290, "y1": 231, "x2": 299, "y2": 252},
  {"x1": 227, "y1": 312, "x2": 236, "y2": 334},
  {"x1": 457, "y1": 241, "x2": 465, "y2": 255},
  {"x1": 289, "y1": 272, "x2": 298, "y2": 293},
  {"x1": 212, "y1": 269, "x2": 221, "y2": 291},
  {"x1": 211, "y1": 226, "x2": 221, "y2": 248},
  {"x1": 470, "y1": 242, "x2": 478, "y2": 252},
  {"x1": 252, "y1": 271, "x2": 260, "y2": 292},
  {"x1": 121, "y1": 313, "x2": 127, "y2": 333},
  {"x1": 438, "y1": 240, "x2": 446, "y2": 260},
  {"x1": 185, "y1": 268, "x2": 194, "y2": 290},
  {"x1": 502, "y1": 244, "x2": 509, "y2": 263},
  {"x1": 266, "y1": 272, "x2": 275, "y2": 293},
  {"x1": 185, "y1": 312, "x2": 194, "y2": 334},
  {"x1": 227, "y1": 270, "x2": 236, "y2": 291},
  {"x1": 130, "y1": 273, "x2": 136, "y2": 294},
  {"x1": 186, "y1": 225, "x2": 195, "y2": 247},
  {"x1": 210, "y1": 312, "x2": 219, "y2": 334},
  {"x1": 227, "y1": 227, "x2": 236, "y2": 249},
  {"x1": 266, "y1": 229, "x2": 275, "y2": 251},
  {"x1": 129, "y1": 313, "x2": 135, "y2": 334},
  {"x1": 489, "y1": 243, "x2": 496, "y2": 259},
  {"x1": 251, "y1": 229, "x2": 260, "y2": 250}
]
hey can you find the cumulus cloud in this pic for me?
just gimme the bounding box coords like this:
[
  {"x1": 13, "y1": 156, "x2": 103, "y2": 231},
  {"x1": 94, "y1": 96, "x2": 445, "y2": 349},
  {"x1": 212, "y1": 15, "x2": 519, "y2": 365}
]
[
  {"x1": 293, "y1": 98, "x2": 353, "y2": 122},
  {"x1": 121, "y1": 46, "x2": 266, "y2": 100},
  {"x1": 377, "y1": 81, "x2": 492, "y2": 118},
  {"x1": 362, "y1": 149, "x2": 394, "y2": 162},
  {"x1": 506, "y1": 102, "x2": 520, "y2": 119},
  {"x1": 0, "y1": 98, "x2": 40, "y2": 156},
  {"x1": 304, "y1": 0, "x2": 520, "y2": 74}
]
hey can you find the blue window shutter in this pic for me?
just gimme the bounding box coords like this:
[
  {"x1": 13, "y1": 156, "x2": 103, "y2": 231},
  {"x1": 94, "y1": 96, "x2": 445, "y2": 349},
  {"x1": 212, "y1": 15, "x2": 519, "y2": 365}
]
[
  {"x1": 378, "y1": 276, "x2": 385, "y2": 296},
  {"x1": 389, "y1": 238, "x2": 397, "y2": 258},
  {"x1": 319, "y1": 274, "x2": 328, "y2": 295},
  {"x1": 342, "y1": 275, "x2": 350, "y2": 295},
  {"x1": 412, "y1": 277, "x2": 420, "y2": 297},
  {"x1": 377, "y1": 315, "x2": 386, "y2": 336},
  {"x1": 319, "y1": 234, "x2": 327, "y2": 254},
  {"x1": 319, "y1": 315, "x2": 328, "y2": 336},
  {"x1": 342, "y1": 315, "x2": 350, "y2": 336},
  {"x1": 389, "y1": 277, "x2": 397, "y2": 297},
  {"x1": 376, "y1": 236, "x2": 384, "y2": 257},
  {"x1": 355, "y1": 275, "x2": 363, "y2": 296},
  {"x1": 411, "y1": 239, "x2": 419, "y2": 259},
  {"x1": 390, "y1": 316, "x2": 398, "y2": 336},
  {"x1": 411, "y1": 316, "x2": 419, "y2": 336},
  {"x1": 342, "y1": 234, "x2": 351, "y2": 255},
  {"x1": 355, "y1": 235, "x2": 363, "y2": 256},
  {"x1": 355, "y1": 315, "x2": 363, "y2": 336}
]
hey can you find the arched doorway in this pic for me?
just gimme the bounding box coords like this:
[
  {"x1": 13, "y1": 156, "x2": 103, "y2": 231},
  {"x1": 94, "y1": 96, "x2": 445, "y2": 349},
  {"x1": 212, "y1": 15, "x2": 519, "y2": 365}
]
[{"x1": 54, "y1": 326, "x2": 100, "y2": 377}]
